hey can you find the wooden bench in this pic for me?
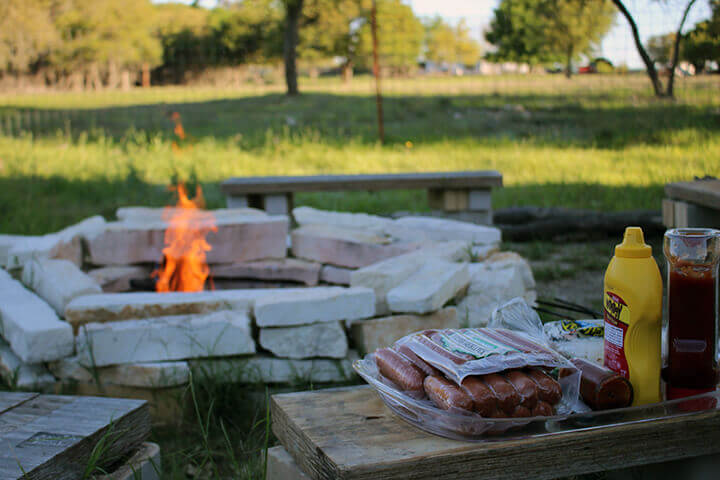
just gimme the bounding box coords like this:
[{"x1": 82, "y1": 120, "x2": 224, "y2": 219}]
[
  {"x1": 269, "y1": 385, "x2": 720, "y2": 480},
  {"x1": 663, "y1": 179, "x2": 720, "y2": 228},
  {"x1": 221, "y1": 171, "x2": 503, "y2": 224}
]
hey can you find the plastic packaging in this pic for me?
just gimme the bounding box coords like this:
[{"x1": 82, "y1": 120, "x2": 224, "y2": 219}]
[{"x1": 354, "y1": 298, "x2": 584, "y2": 439}]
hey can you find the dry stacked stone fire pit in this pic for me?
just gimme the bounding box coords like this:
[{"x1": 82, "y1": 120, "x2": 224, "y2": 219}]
[{"x1": 0, "y1": 206, "x2": 535, "y2": 417}]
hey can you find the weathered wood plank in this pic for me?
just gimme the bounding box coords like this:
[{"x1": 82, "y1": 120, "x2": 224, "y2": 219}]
[
  {"x1": 271, "y1": 386, "x2": 720, "y2": 480},
  {"x1": 665, "y1": 180, "x2": 720, "y2": 211},
  {"x1": 222, "y1": 171, "x2": 503, "y2": 195},
  {"x1": 0, "y1": 394, "x2": 150, "y2": 480},
  {"x1": 0, "y1": 393, "x2": 38, "y2": 415}
]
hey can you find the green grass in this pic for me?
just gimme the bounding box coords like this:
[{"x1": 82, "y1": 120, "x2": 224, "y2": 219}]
[{"x1": 0, "y1": 74, "x2": 719, "y2": 234}]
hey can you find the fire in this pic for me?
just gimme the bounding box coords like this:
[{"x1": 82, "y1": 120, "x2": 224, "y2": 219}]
[{"x1": 153, "y1": 184, "x2": 217, "y2": 292}]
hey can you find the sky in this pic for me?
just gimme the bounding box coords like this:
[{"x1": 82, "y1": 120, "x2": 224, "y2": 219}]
[{"x1": 154, "y1": 0, "x2": 714, "y2": 68}]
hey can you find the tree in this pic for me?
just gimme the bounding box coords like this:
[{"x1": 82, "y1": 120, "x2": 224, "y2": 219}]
[
  {"x1": 485, "y1": 0, "x2": 615, "y2": 77},
  {"x1": 52, "y1": 0, "x2": 162, "y2": 89},
  {"x1": 425, "y1": 17, "x2": 482, "y2": 67},
  {"x1": 647, "y1": 32, "x2": 677, "y2": 67},
  {"x1": 682, "y1": 0, "x2": 720, "y2": 72},
  {"x1": 281, "y1": 0, "x2": 304, "y2": 95},
  {"x1": 539, "y1": 0, "x2": 616, "y2": 78},
  {"x1": 611, "y1": 0, "x2": 699, "y2": 98},
  {"x1": 0, "y1": 0, "x2": 58, "y2": 78},
  {"x1": 355, "y1": 0, "x2": 424, "y2": 75}
]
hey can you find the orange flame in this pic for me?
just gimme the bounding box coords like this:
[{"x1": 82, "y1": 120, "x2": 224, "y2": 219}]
[{"x1": 153, "y1": 184, "x2": 217, "y2": 292}]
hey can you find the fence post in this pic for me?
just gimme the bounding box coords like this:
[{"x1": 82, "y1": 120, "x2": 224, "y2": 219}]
[{"x1": 371, "y1": 0, "x2": 385, "y2": 145}]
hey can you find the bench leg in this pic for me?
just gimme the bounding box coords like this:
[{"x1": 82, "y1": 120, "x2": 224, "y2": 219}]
[
  {"x1": 226, "y1": 194, "x2": 249, "y2": 209},
  {"x1": 264, "y1": 193, "x2": 293, "y2": 216},
  {"x1": 427, "y1": 188, "x2": 493, "y2": 224},
  {"x1": 664, "y1": 199, "x2": 720, "y2": 228}
]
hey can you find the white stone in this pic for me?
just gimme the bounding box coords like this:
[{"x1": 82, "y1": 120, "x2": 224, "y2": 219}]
[
  {"x1": 456, "y1": 265, "x2": 526, "y2": 327},
  {"x1": 320, "y1": 265, "x2": 353, "y2": 285},
  {"x1": 259, "y1": 322, "x2": 347, "y2": 359},
  {"x1": 387, "y1": 259, "x2": 470, "y2": 314},
  {"x1": 254, "y1": 287, "x2": 375, "y2": 327},
  {"x1": 22, "y1": 259, "x2": 102, "y2": 315},
  {"x1": 189, "y1": 352, "x2": 358, "y2": 384},
  {"x1": 291, "y1": 225, "x2": 419, "y2": 268},
  {"x1": 267, "y1": 446, "x2": 310, "y2": 480},
  {"x1": 49, "y1": 356, "x2": 190, "y2": 388},
  {"x1": 75, "y1": 310, "x2": 256, "y2": 367},
  {"x1": 87, "y1": 266, "x2": 151, "y2": 292},
  {"x1": 0, "y1": 269, "x2": 74, "y2": 363},
  {"x1": 6, "y1": 216, "x2": 106, "y2": 269},
  {"x1": 471, "y1": 244, "x2": 500, "y2": 261},
  {"x1": 350, "y1": 240, "x2": 471, "y2": 315},
  {"x1": 64, "y1": 288, "x2": 307, "y2": 330},
  {"x1": 116, "y1": 206, "x2": 266, "y2": 222},
  {"x1": 484, "y1": 251, "x2": 536, "y2": 290},
  {"x1": 85, "y1": 215, "x2": 288, "y2": 265},
  {"x1": 351, "y1": 307, "x2": 459, "y2": 355},
  {"x1": 212, "y1": 258, "x2": 320, "y2": 286},
  {"x1": 0, "y1": 337, "x2": 56, "y2": 390},
  {"x1": 386, "y1": 216, "x2": 501, "y2": 245},
  {"x1": 292, "y1": 206, "x2": 392, "y2": 233}
]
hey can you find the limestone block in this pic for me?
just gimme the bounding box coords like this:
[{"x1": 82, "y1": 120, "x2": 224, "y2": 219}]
[
  {"x1": 0, "y1": 337, "x2": 56, "y2": 390},
  {"x1": 350, "y1": 240, "x2": 471, "y2": 315},
  {"x1": 456, "y1": 265, "x2": 526, "y2": 327},
  {"x1": 267, "y1": 446, "x2": 310, "y2": 480},
  {"x1": 291, "y1": 225, "x2": 419, "y2": 268},
  {"x1": 212, "y1": 258, "x2": 320, "y2": 286},
  {"x1": 88, "y1": 266, "x2": 152, "y2": 293},
  {"x1": 64, "y1": 289, "x2": 306, "y2": 331},
  {"x1": 75, "y1": 310, "x2": 256, "y2": 367},
  {"x1": 22, "y1": 259, "x2": 102, "y2": 315},
  {"x1": 387, "y1": 260, "x2": 470, "y2": 314},
  {"x1": 85, "y1": 215, "x2": 288, "y2": 265},
  {"x1": 49, "y1": 355, "x2": 190, "y2": 388},
  {"x1": 386, "y1": 216, "x2": 501, "y2": 245},
  {"x1": 292, "y1": 206, "x2": 392, "y2": 233},
  {"x1": 484, "y1": 251, "x2": 536, "y2": 290},
  {"x1": 320, "y1": 265, "x2": 353, "y2": 285},
  {"x1": 0, "y1": 269, "x2": 74, "y2": 363},
  {"x1": 471, "y1": 244, "x2": 500, "y2": 262},
  {"x1": 351, "y1": 307, "x2": 459, "y2": 355},
  {"x1": 259, "y1": 322, "x2": 347, "y2": 359},
  {"x1": 6, "y1": 216, "x2": 106, "y2": 269},
  {"x1": 116, "y1": 206, "x2": 266, "y2": 222},
  {"x1": 189, "y1": 352, "x2": 358, "y2": 384},
  {"x1": 254, "y1": 287, "x2": 375, "y2": 327}
]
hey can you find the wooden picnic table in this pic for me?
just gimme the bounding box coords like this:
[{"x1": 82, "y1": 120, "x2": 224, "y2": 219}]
[
  {"x1": 0, "y1": 391, "x2": 151, "y2": 479},
  {"x1": 269, "y1": 385, "x2": 720, "y2": 480},
  {"x1": 663, "y1": 179, "x2": 720, "y2": 228},
  {"x1": 221, "y1": 171, "x2": 503, "y2": 224}
]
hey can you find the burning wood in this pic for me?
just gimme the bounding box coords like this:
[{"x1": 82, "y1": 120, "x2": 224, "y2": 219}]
[{"x1": 153, "y1": 184, "x2": 217, "y2": 292}]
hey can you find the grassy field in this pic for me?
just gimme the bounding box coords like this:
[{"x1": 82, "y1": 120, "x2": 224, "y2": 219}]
[{"x1": 0, "y1": 74, "x2": 719, "y2": 234}]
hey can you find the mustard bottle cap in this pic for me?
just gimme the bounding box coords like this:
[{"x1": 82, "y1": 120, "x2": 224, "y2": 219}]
[{"x1": 615, "y1": 227, "x2": 652, "y2": 258}]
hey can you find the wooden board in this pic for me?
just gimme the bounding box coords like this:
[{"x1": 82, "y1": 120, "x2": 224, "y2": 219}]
[
  {"x1": 271, "y1": 385, "x2": 720, "y2": 480},
  {"x1": 665, "y1": 180, "x2": 720, "y2": 211},
  {"x1": 0, "y1": 393, "x2": 150, "y2": 480},
  {"x1": 221, "y1": 171, "x2": 503, "y2": 195}
]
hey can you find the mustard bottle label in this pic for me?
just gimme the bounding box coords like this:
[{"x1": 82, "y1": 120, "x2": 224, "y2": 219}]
[{"x1": 604, "y1": 291, "x2": 630, "y2": 379}]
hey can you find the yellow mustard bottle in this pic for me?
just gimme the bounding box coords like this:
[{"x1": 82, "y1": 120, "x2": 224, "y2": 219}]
[{"x1": 603, "y1": 226, "x2": 662, "y2": 405}]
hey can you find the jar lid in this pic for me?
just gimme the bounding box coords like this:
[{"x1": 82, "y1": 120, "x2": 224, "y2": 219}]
[{"x1": 615, "y1": 227, "x2": 652, "y2": 258}]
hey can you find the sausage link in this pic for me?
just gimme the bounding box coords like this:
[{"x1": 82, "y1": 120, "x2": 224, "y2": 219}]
[
  {"x1": 511, "y1": 405, "x2": 532, "y2": 418},
  {"x1": 460, "y1": 376, "x2": 497, "y2": 417},
  {"x1": 481, "y1": 373, "x2": 521, "y2": 414},
  {"x1": 397, "y1": 344, "x2": 442, "y2": 377},
  {"x1": 504, "y1": 370, "x2": 538, "y2": 408},
  {"x1": 424, "y1": 376, "x2": 474, "y2": 411},
  {"x1": 531, "y1": 401, "x2": 555, "y2": 417},
  {"x1": 527, "y1": 368, "x2": 562, "y2": 404},
  {"x1": 374, "y1": 348, "x2": 425, "y2": 393}
]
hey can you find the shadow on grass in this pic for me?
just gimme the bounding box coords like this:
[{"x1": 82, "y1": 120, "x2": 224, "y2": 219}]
[
  {"x1": 1, "y1": 92, "x2": 718, "y2": 150},
  {"x1": 0, "y1": 172, "x2": 663, "y2": 235}
]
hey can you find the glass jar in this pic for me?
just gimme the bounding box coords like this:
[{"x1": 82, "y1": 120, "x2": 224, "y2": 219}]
[{"x1": 663, "y1": 228, "x2": 720, "y2": 399}]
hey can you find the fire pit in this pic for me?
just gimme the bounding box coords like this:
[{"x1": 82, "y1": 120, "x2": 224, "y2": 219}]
[{"x1": 0, "y1": 200, "x2": 536, "y2": 416}]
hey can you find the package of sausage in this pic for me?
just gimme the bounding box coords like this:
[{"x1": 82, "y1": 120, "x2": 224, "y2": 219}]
[{"x1": 354, "y1": 298, "x2": 584, "y2": 439}]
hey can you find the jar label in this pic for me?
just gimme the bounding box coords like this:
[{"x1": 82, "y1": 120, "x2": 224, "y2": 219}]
[{"x1": 604, "y1": 291, "x2": 630, "y2": 379}]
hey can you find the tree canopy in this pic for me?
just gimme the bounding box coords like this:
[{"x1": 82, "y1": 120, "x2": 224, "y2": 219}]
[{"x1": 424, "y1": 17, "x2": 482, "y2": 67}]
